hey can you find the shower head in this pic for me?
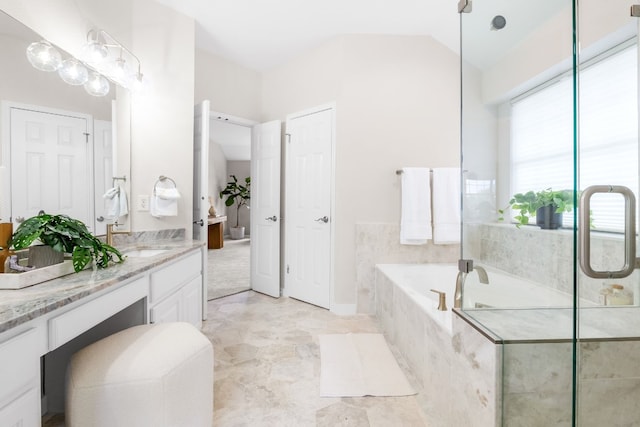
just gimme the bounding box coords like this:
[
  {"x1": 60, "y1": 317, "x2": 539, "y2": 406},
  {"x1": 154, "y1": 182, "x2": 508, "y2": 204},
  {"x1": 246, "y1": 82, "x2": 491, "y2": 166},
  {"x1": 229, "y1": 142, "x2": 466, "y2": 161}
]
[{"x1": 490, "y1": 15, "x2": 506, "y2": 31}]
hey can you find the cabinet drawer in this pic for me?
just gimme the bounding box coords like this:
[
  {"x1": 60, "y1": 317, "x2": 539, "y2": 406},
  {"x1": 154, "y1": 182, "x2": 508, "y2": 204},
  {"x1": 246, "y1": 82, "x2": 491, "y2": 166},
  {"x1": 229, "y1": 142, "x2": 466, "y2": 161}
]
[
  {"x1": 48, "y1": 276, "x2": 147, "y2": 350},
  {"x1": 0, "y1": 327, "x2": 44, "y2": 408},
  {"x1": 149, "y1": 251, "x2": 201, "y2": 304},
  {"x1": 0, "y1": 386, "x2": 41, "y2": 427}
]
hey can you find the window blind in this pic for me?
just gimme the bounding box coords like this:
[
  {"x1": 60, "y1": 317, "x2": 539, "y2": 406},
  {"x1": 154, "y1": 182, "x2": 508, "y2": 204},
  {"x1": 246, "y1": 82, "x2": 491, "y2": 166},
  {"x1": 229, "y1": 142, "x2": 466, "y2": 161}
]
[{"x1": 510, "y1": 43, "x2": 638, "y2": 233}]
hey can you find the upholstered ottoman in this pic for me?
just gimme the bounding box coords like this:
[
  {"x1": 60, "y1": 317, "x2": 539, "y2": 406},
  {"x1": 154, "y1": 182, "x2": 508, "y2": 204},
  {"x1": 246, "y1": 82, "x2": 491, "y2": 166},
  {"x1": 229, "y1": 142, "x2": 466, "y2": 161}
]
[{"x1": 66, "y1": 322, "x2": 213, "y2": 426}]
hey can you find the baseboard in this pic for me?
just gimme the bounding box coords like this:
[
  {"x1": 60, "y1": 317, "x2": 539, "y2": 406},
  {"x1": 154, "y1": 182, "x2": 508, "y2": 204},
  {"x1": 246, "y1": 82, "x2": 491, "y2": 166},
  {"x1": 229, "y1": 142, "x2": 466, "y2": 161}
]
[{"x1": 330, "y1": 302, "x2": 356, "y2": 315}]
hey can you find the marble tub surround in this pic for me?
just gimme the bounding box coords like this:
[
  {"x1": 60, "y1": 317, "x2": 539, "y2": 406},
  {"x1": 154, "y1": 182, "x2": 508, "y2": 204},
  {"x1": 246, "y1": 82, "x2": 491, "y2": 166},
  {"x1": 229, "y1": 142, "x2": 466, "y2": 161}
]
[
  {"x1": 355, "y1": 223, "x2": 458, "y2": 313},
  {"x1": 375, "y1": 266, "x2": 499, "y2": 426},
  {"x1": 469, "y1": 223, "x2": 639, "y2": 306},
  {"x1": 0, "y1": 238, "x2": 204, "y2": 333}
]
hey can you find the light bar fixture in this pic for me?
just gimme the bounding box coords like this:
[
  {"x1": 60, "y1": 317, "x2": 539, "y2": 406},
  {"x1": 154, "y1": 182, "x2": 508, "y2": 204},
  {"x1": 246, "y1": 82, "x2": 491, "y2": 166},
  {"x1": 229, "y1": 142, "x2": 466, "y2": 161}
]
[{"x1": 25, "y1": 28, "x2": 144, "y2": 97}]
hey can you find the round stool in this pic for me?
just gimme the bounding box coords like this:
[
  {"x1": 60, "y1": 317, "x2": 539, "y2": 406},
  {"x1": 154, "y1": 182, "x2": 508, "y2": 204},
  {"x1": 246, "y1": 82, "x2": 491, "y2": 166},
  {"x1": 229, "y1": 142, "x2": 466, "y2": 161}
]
[{"x1": 66, "y1": 322, "x2": 213, "y2": 427}]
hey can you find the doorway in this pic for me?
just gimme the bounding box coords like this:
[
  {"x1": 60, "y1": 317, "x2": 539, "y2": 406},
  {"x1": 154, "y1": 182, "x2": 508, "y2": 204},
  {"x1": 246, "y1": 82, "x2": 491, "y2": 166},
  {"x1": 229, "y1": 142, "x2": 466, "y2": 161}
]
[{"x1": 206, "y1": 112, "x2": 255, "y2": 300}]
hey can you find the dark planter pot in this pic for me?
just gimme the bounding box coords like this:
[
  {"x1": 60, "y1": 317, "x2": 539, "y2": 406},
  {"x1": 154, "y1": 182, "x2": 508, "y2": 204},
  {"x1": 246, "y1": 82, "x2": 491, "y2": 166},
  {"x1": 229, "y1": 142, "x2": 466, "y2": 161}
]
[{"x1": 536, "y1": 205, "x2": 563, "y2": 229}]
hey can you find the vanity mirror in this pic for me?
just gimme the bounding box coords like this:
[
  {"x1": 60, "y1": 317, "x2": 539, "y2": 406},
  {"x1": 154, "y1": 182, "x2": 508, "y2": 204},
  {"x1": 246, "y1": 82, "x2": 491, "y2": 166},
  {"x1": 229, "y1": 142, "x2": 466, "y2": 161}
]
[{"x1": 0, "y1": 9, "x2": 131, "y2": 237}]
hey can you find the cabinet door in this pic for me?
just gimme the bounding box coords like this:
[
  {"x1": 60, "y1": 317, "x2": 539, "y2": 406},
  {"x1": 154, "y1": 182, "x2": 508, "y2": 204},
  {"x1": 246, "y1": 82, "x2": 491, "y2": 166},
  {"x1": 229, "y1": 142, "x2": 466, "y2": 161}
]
[
  {"x1": 150, "y1": 291, "x2": 181, "y2": 324},
  {"x1": 0, "y1": 387, "x2": 41, "y2": 427},
  {"x1": 182, "y1": 275, "x2": 202, "y2": 329}
]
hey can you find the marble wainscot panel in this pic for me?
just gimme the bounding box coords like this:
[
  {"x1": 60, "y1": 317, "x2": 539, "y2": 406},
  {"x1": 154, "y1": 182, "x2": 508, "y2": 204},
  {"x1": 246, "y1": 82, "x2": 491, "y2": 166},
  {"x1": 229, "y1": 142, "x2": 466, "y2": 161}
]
[
  {"x1": 474, "y1": 223, "x2": 639, "y2": 306},
  {"x1": 374, "y1": 265, "x2": 499, "y2": 427},
  {"x1": 0, "y1": 229, "x2": 202, "y2": 334},
  {"x1": 356, "y1": 223, "x2": 458, "y2": 314}
]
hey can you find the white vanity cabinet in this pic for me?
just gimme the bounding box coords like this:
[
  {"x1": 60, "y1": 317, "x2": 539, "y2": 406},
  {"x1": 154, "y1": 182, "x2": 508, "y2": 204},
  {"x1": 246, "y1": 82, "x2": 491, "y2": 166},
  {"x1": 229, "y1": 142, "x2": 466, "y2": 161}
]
[
  {"x1": 0, "y1": 243, "x2": 205, "y2": 424},
  {"x1": 0, "y1": 326, "x2": 46, "y2": 427},
  {"x1": 148, "y1": 250, "x2": 203, "y2": 328}
]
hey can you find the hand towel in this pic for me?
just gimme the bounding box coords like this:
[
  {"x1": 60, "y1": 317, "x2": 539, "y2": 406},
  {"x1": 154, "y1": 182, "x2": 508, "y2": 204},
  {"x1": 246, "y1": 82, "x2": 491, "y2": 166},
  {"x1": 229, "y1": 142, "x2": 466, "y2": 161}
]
[
  {"x1": 400, "y1": 167, "x2": 432, "y2": 245},
  {"x1": 432, "y1": 168, "x2": 461, "y2": 244},
  {"x1": 103, "y1": 185, "x2": 129, "y2": 219},
  {"x1": 151, "y1": 186, "x2": 180, "y2": 217},
  {"x1": 103, "y1": 187, "x2": 120, "y2": 219},
  {"x1": 117, "y1": 185, "x2": 129, "y2": 217}
]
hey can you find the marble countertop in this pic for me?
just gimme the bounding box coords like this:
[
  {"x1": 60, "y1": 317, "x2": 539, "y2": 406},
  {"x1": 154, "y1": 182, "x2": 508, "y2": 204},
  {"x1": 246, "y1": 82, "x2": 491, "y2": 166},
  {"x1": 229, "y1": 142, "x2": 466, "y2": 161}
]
[{"x1": 0, "y1": 239, "x2": 205, "y2": 334}]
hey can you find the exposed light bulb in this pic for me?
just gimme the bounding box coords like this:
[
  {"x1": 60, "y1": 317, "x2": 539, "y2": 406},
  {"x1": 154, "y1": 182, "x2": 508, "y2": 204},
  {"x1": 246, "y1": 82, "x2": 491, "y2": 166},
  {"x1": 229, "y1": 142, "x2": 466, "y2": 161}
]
[
  {"x1": 58, "y1": 58, "x2": 89, "y2": 85},
  {"x1": 81, "y1": 41, "x2": 109, "y2": 66},
  {"x1": 26, "y1": 40, "x2": 62, "y2": 72},
  {"x1": 84, "y1": 72, "x2": 110, "y2": 96}
]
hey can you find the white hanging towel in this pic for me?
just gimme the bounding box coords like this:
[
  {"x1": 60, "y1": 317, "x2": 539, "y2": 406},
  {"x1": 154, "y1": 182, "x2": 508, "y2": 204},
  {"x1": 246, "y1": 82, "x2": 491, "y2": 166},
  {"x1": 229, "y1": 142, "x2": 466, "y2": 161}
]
[
  {"x1": 103, "y1": 185, "x2": 129, "y2": 220},
  {"x1": 400, "y1": 167, "x2": 432, "y2": 245},
  {"x1": 117, "y1": 185, "x2": 129, "y2": 217},
  {"x1": 150, "y1": 186, "x2": 181, "y2": 217},
  {"x1": 432, "y1": 168, "x2": 461, "y2": 245}
]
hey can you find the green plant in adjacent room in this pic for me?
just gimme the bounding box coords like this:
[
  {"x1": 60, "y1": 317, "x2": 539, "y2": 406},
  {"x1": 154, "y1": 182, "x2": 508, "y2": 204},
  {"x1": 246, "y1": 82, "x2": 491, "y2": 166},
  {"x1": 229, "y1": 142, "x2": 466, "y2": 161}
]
[
  {"x1": 219, "y1": 175, "x2": 251, "y2": 228},
  {"x1": 9, "y1": 213, "x2": 124, "y2": 272},
  {"x1": 498, "y1": 188, "x2": 575, "y2": 228}
]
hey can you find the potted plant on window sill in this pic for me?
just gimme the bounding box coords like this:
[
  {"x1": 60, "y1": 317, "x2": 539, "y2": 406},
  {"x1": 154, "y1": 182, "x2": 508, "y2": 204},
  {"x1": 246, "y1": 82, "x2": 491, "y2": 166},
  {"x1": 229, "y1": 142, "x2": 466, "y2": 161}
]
[
  {"x1": 219, "y1": 175, "x2": 251, "y2": 240},
  {"x1": 8, "y1": 213, "x2": 124, "y2": 272},
  {"x1": 498, "y1": 188, "x2": 575, "y2": 229}
]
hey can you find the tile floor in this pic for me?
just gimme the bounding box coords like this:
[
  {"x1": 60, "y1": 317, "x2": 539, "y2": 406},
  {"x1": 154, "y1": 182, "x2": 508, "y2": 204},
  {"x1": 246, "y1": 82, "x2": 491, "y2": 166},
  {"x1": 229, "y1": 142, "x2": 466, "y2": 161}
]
[
  {"x1": 204, "y1": 290, "x2": 428, "y2": 426},
  {"x1": 44, "y1": 290, "x2": 428, "y2": 426}
]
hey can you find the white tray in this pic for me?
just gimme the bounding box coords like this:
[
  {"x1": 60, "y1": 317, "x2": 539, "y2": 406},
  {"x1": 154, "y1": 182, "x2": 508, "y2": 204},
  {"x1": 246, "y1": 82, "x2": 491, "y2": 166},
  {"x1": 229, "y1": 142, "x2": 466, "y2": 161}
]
[{"x1": 0, "y1": 260, "x2": 76, "y2": 289}]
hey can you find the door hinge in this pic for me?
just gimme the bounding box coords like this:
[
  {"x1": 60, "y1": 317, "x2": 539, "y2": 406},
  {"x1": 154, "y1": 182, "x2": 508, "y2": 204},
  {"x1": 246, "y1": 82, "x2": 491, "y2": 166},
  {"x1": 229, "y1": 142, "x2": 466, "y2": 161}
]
[
  {"x1": 286, "y1": 265, "x2": 290, "y2": 274},
  {"x1": 83, "y1": 132, "x2": 90, "y2": 143},
  {"x1": 286, "y1": 133, "x2": 291, "y2": 144}
]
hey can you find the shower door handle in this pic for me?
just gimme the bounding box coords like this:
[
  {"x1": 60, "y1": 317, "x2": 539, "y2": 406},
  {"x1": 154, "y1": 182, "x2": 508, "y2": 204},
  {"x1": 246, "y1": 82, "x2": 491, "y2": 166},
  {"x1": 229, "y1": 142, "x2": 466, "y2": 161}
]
[{"x1": 579, "y1": 185, "x2": 637, "y2": 278}]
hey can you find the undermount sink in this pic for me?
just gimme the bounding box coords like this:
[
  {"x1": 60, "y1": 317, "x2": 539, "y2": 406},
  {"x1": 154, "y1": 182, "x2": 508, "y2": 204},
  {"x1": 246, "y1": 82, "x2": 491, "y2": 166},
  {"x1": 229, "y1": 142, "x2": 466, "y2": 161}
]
[{"x1": 123, "y1": 248, "x2": 170, "y2": 258}]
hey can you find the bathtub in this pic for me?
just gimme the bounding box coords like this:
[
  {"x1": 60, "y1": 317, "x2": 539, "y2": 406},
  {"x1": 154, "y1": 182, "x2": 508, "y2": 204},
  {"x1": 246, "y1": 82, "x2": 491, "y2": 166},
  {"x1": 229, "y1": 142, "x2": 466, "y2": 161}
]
[{"x1": 376, "y1": 263, "x2": 584, "y2": 332}]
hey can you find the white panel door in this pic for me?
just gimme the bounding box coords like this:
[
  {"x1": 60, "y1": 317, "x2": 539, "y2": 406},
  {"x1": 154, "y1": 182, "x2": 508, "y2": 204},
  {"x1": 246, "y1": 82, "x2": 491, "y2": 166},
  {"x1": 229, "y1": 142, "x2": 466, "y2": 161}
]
[
  {"x1": 93, "y1": 119, "x2": 113, "y2": 235},
  {"x1": 250, "y1": 120, "x2": 282, "y2": 297},
  {"x1": 193, "y1": 101, "x2": 210, "y2": 317},
  {"x1": 285, "y1": 107, "x2": 334, "y2": 309},
  {"x1": 193, "y1": 101, "x2": 210, "y2": 242},
  {"x1": 10, "y1": 107, "x2": 92, "y2": 229}
]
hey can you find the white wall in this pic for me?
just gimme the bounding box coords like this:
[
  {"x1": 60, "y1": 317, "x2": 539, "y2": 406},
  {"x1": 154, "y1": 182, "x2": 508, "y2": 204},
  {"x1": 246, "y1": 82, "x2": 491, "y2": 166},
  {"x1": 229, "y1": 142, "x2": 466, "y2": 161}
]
[
  {"x1": 196, "y1": 49, "x2": 261, "y2": 122},
  {"x1": 129, "y1": 0, "x2": 194, "y2": 236},
  {"x1": 223, "y1": 161, "x2": 251, "y2": 234},
  {"x1": 262, "y1": 34, "x2": 460, "y2": 306}
]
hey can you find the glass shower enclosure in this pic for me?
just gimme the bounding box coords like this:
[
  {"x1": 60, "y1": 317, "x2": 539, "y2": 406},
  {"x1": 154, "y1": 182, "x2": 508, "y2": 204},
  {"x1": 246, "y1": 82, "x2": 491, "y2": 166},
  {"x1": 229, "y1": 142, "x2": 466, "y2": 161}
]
[{"x1": 459, "y1": 1, "x2": 640, "y2": 425}]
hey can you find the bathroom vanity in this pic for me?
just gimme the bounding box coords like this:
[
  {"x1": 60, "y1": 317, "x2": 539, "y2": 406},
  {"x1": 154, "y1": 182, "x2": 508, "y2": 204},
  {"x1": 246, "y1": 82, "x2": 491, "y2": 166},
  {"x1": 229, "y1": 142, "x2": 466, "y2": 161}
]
[{"x1": 0, "y1": 240, "x2": 206, "y2": 425}]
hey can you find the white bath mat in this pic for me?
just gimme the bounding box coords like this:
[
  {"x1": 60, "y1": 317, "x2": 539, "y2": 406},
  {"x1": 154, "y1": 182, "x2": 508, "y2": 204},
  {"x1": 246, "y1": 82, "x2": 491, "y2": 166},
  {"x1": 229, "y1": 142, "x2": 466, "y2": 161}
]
[{"x1": 319, "y1": 333, "x2": 416, "y2": 397}]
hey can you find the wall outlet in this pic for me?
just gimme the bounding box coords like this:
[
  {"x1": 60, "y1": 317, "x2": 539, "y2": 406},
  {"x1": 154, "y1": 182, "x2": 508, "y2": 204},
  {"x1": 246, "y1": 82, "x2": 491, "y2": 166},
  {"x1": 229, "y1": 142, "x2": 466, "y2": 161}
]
[{"x1": 137, "y1": 195, "x2": 150, "y2": 211}]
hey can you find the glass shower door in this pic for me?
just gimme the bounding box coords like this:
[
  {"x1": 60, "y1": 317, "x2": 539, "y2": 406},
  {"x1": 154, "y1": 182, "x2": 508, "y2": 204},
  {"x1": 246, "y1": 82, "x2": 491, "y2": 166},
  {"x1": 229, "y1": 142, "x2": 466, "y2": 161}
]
[{"x1": 575, "y1": 2, "x2": 640, "y2": 426}]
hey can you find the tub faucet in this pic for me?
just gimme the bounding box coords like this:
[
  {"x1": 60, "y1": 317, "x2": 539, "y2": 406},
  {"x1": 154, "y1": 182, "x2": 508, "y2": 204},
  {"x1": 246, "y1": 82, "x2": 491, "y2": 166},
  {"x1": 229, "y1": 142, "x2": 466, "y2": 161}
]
[{"x1": 454, "y1": 261, "x2": 490, "y2": 309}]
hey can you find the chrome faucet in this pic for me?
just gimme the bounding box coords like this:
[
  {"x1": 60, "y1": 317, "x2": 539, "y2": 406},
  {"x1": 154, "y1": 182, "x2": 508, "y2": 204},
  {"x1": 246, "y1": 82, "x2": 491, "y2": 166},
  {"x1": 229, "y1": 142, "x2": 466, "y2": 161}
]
[
  {"x1": 454, "y1": 261, "x2": 490, "y2": 309},
  {"x1": 106, "y1": 222, "x2": 130, "y2": 246}
]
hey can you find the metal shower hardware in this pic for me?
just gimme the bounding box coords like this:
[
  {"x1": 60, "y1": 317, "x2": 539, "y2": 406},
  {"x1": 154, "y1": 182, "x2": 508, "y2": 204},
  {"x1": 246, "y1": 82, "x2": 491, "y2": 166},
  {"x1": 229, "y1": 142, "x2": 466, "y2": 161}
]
[{"x1": 579, "y1": 185, "x2": 640, "y2": 279}]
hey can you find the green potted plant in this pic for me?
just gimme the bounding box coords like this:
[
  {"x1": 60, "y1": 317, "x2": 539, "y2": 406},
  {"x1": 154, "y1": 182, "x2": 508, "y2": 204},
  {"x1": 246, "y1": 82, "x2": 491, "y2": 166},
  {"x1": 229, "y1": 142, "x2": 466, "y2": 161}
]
[
  {"x1": 498, "y1": 188, "x2": 575, "y2": 229},
  {"x1": 8, "y1": 213, "x2": 124, "y2": 272},
  {"x1": 219, "y1": 175, "x2": 251, "y2": 240}
]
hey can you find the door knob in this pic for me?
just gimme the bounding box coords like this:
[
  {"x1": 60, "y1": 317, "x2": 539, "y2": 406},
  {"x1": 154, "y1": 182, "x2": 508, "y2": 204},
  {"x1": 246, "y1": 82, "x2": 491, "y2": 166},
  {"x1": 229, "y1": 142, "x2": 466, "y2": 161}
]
[
  {"x1": 265, "y1": 216, "x2": 278, "y2": 222},
  {"x1": 193, "y1": 219, "x2": 204, "y2": 226},
  {"x1": 315, "y1": 216, "x2": 329, "y2": 223}
]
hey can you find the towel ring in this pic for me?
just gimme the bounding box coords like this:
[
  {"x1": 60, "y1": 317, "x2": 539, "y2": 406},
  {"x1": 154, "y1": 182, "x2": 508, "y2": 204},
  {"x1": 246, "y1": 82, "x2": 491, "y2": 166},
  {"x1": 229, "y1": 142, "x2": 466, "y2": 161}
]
[{"x1": 154, "y1": 175, "x2": 177, "y2": 196}]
